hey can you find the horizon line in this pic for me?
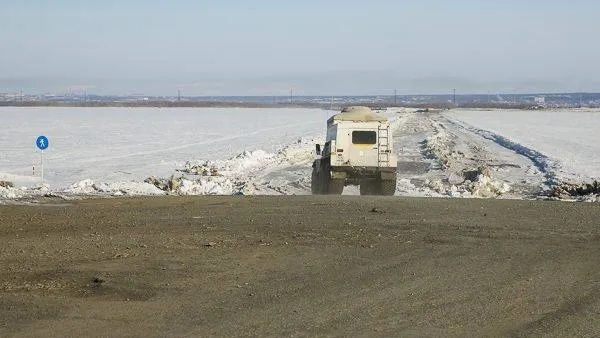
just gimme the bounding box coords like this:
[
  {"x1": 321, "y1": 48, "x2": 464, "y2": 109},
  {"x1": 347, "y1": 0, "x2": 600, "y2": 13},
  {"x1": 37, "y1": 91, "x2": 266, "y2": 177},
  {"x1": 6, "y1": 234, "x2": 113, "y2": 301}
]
[{"x1": 3, "y1": 91, "x2": 600, "y2": 97}]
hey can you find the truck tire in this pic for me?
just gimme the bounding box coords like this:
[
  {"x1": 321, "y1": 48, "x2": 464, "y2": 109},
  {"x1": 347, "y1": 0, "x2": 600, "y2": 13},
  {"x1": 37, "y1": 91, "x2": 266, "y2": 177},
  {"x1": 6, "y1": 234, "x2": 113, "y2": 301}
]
[
  {"x1": 320, "y1": 166, "x2": 332, "y2": 194},
  {"x1": 328, "y1": 179, "x2": 344, "y2": 195},
  {"x1": 379, "y1": 179, "x2": 396, "y2": 196},
  {"x1": 311, "y1": 167, "x2": 319, "y2": 194}
]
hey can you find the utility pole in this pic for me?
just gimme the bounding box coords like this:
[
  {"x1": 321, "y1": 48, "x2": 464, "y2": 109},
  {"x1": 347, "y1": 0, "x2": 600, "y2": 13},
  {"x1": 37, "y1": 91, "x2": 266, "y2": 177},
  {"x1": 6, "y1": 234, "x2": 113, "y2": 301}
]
[
  {"x1": 453, "y1": 88, "x2": 456, "y2": 105},
  {"x1": 394, "y1": 89, "x2": 397, "y2": 105},
  {"x1": 290, "y1": 89, "x2": 293, "y2": 104}
]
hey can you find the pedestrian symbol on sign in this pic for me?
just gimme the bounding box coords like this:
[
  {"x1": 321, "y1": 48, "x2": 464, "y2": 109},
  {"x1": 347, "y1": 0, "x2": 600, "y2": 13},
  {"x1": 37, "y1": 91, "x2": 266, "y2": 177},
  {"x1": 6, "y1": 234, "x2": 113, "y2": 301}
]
[{"x1": 36, "y1": 136, "x2": 49, "y2": 150}]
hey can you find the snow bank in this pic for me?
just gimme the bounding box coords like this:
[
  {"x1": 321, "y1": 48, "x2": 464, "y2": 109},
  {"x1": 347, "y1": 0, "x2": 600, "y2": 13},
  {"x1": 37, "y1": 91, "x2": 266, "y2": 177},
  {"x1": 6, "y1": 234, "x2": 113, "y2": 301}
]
[
  {"x1": 180, "y1": 150, "x2": 275, "y2": 177},
  {"x1": 65, "y1": 179, "x2": 165, "y2": 196},
  {"x1": 0, "y1": 186, "x2": 24, "y2": 200},
  {"x1": 420, "y1": 121, "x2": 513, "y2": 198},
  {"x1": 422, "y1": 130, "x2": 458, "y2": 169},
  {"x1": 465, "y1": 167, "x2": 512, "y2": 198},
  {"x1": 145, "y1": 175, "x2": 236, "y2": 195},
  {"x1": 0, "y1": 180, "x2": 52, "y2": 201},
  {"x1": 550, "y1": 181, "x2": 600, "y2": 202},
  {"x1": 424, "y1": 166, "x2": 511, "y2": 198},
  {"x1": 146, "y1": 137, "x2": 319, "y2": 196}
]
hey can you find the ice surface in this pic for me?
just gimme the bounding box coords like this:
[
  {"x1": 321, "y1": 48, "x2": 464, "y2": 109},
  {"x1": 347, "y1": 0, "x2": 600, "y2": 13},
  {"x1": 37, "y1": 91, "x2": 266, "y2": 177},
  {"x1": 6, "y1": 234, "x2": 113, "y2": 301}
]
[
  {"x1": 0, "y1": 107, "x2": 328, "y2": 188},
  {"x1": 447, "y1": 109, "x2": 600, "y2": 183}
]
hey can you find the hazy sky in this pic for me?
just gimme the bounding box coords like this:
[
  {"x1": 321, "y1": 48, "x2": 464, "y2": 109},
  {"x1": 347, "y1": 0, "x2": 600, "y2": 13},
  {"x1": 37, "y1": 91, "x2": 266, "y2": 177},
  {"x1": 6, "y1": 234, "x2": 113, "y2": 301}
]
[{"x1": 1, "y1": 0, "x2": 599, "y2": 95}]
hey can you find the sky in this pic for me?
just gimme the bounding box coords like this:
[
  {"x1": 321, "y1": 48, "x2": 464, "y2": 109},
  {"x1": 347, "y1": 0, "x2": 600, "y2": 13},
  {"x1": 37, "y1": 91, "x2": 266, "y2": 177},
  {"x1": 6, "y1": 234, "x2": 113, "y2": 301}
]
[{"x1": 1, "y1": 0, "x2": 599, "y2": 96}]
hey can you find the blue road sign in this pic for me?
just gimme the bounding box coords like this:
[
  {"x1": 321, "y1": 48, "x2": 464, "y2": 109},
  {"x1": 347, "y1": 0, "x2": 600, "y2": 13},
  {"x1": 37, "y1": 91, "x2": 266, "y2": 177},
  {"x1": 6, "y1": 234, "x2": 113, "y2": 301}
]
[{"x1": 36, "y1": 136, "x2": 49, "y2": 150}]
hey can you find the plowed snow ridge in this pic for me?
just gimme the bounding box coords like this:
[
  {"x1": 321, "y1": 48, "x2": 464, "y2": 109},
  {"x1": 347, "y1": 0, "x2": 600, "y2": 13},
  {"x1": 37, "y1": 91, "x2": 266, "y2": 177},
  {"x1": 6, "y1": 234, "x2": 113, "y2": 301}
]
[{"x1": 442, "y1": 115, "x2": 557, "y2": 185}]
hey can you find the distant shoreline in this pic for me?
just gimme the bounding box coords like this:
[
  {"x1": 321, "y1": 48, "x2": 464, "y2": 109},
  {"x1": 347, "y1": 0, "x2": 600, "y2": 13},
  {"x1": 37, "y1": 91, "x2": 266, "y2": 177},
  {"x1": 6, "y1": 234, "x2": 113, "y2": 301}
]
[
  {"x1": 0, "y1": 100, "x2": 325, "y2": 109},
  {"x1": 0, "y1": 100, "x2": 540, "y2": 110}
]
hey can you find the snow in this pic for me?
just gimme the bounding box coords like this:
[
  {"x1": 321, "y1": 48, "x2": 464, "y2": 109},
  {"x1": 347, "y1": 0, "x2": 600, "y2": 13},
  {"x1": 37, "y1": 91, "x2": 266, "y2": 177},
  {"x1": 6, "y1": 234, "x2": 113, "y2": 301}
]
[
  {"x1": 65, "y1": 179, "x2": 165, "y2": 196},
  {"x1": 0, "y1": 186, "x2": 24, "y2": 199},
  {"x1": 0, "y1": 106, "x2": 599, "y2": 201},
  {"x1": 0, "y1": 106, "x2": 327, "y2": 188},
  {"x1": 143, "y1": 136, "x2": 325, "y2": 196},
  {"x1": 446, "y1": 109, "x2": 600, "y2": 183}
]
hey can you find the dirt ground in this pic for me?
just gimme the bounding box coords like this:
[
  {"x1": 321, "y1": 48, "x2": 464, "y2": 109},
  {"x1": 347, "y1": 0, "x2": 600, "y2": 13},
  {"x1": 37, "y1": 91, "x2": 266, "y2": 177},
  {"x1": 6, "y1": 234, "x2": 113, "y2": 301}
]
[{"x1": 1, "y1": 196, "x2": 599, "y2": 337}]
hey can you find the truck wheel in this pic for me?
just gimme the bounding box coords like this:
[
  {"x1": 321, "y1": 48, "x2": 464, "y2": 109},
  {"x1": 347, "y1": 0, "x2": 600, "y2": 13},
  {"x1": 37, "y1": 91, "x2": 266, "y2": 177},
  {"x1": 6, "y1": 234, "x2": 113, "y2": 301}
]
[
  {"x1": 320, "y1": 167, "x2": 332, "y2": 194},
  {"x1": 379, "y1": 179, "x2": 397, "y2": 196},
  {"x1": 311, "y1": 167, "x2": 319, "y2": 194},
  {"x1": 328, "y1": 179, "x2": 344, "y2": 195}
]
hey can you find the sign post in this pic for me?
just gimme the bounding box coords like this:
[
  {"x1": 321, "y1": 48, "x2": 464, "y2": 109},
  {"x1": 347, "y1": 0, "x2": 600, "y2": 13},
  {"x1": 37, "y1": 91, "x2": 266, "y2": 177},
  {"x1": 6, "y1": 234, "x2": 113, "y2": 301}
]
[{"x1": 35, "y1": 136, "x2": 49, "y2": 184}]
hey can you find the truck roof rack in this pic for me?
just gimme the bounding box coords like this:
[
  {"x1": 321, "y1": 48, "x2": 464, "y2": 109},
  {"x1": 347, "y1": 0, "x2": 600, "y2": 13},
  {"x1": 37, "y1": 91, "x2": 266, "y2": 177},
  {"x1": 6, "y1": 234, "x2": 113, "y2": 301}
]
[{"x1": 328, "y1": 106, "x2": 388, "y2": 125}]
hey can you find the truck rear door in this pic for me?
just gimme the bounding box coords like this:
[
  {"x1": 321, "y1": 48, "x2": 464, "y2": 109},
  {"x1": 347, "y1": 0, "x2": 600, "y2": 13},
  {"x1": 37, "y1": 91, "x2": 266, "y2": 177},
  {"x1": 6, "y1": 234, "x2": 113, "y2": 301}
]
[{"x1": 347, "y1": 129, "x2": 379, "y2": 167}]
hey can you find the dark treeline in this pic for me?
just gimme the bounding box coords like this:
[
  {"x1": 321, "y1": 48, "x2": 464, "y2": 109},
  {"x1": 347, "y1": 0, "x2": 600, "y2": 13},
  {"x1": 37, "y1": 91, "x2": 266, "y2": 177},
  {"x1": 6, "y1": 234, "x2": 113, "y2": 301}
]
[
  {"x1": 0, "y1": 100, "x2": 322, "y2": 108},
  {"x1": 0, "y1": 100, "x2": 539, "y2": 110}
]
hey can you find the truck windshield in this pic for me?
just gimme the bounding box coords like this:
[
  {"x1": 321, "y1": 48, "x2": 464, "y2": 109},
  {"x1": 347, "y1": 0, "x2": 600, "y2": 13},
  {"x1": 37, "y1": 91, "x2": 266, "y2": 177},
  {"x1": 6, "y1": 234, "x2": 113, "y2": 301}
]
[{"x1": 352, "y1": 131, "x2": 376, "y2": 144}]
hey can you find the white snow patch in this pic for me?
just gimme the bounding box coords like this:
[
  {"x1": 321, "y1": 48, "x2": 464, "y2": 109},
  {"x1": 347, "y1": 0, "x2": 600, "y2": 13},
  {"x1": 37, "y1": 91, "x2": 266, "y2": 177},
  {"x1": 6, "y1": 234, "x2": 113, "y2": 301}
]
[
  {"x1": 468, "y1": 172, "x2": 512, "y2": 198},
  {"x1": 146, "y1": 136, "x2": 321, "y2": 196},
  {"x1": 0, "y1": 186, "x2": 24, "y2": 199},
  {"x1": 181, "y1": 150, "x2": 275, "y2": 178},
  {"x1": 65, "y1": 179, "x2": 165, "y2": 196},
  {"x1": 177, "y1": 177, "x2": 236, "y2": 196}
]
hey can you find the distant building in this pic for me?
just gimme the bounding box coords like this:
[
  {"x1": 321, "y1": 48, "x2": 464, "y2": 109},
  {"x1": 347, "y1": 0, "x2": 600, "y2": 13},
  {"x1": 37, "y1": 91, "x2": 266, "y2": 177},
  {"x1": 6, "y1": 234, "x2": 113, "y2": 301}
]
[{"x1": 534, "y1": 96, "x2": 546, "y2": 105}]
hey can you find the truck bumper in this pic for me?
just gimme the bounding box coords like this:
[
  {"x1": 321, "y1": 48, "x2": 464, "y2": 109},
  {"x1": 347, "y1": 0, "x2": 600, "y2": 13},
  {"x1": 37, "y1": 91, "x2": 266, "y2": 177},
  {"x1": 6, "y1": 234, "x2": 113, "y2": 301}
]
[{"x1": 331, "y1": 166, "x2": 397, "y2": 184}]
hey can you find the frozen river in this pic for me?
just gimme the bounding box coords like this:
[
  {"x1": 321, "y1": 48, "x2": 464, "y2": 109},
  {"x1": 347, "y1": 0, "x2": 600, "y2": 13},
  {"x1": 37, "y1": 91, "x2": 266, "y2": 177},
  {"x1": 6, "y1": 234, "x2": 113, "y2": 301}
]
[{"x1": 0, "y1": 107, "x2": 327, "y2": 187}]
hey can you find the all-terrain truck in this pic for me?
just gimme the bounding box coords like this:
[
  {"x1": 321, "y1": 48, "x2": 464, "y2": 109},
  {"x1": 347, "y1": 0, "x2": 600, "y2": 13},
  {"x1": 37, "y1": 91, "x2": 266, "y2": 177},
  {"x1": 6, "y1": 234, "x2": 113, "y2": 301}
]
[{"x1": 311, "y1": 106, "x2": 398, "y2": 195}]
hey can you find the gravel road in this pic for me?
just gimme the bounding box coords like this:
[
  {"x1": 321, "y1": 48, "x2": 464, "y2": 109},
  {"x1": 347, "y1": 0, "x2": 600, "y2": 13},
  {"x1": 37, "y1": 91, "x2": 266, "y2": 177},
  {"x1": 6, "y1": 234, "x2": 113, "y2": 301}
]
[{"x1": 1, "y1": 196, "x2": 599, "y2": 337}]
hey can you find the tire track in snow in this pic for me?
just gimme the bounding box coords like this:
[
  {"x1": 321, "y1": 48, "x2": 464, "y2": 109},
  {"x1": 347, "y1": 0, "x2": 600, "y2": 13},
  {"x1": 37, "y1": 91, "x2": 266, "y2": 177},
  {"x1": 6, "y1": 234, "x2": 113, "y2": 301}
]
[{"x1": 441, "y1": 114, "x2": 558, "y2": 187}]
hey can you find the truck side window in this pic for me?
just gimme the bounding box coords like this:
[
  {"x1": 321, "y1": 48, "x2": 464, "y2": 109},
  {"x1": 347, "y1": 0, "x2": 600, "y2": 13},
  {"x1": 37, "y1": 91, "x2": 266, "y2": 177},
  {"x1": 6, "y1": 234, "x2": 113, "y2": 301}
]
[{"x1": 352, "y1": 131, "x2": 376, "y2": 144}]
